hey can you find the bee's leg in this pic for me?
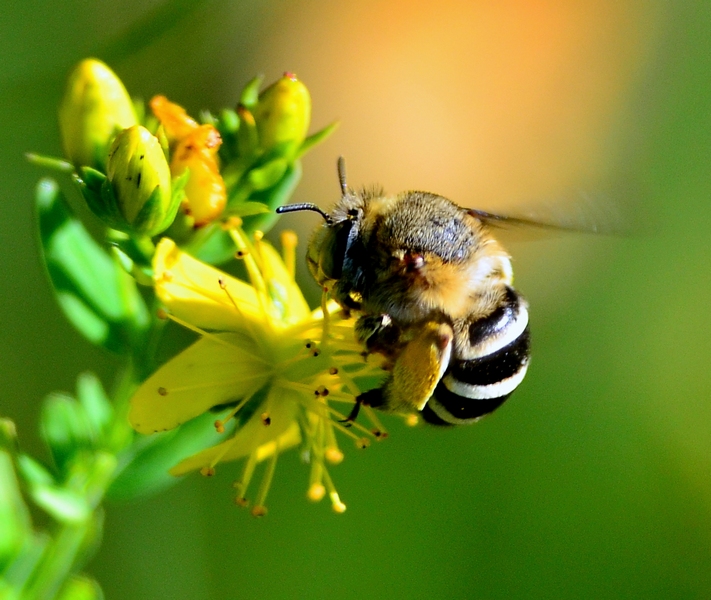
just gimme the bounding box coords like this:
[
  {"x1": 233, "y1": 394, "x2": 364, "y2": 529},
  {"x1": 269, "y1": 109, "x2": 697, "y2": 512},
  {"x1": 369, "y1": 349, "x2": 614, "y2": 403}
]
[
  {"x1": 355, "y1": 314, "x2": 402, "y2": 358},
  {"x1": 341, "y1": 388, "x2": 384, "y2": 425}
]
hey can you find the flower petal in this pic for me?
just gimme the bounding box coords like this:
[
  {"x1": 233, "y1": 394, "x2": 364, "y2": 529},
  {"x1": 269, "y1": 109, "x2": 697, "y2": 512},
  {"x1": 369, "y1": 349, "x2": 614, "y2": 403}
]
[
  {"x1": 257, "y1": 240, "x2": 310, "y2": 324},
  {"x1": 169, "y1": 386, "x2": 301, "y2": 475},
  {"x1": 154, "y1": 238, "x2": 264, "y2": 331},
  {"x1": 129, "y1": 333, "x2": 270, "y2": 434}
]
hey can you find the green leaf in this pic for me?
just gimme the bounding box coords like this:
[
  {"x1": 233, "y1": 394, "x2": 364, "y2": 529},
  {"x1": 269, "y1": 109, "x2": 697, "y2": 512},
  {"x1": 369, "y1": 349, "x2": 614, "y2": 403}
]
[
  {"x1": 40, "y1": 393, "x2": 95, "y2": 474},
  {"x1": 232, "y1": 202, "x2": 270, "y2": 218},
  {"x1": 240, "y1": 75, "x2": 264, "y2": 109},
  {"x1": 242, "y1": 161, "x2": 303, "y2": 234},
  {"x1": 57, "y1": 575, "x2": 104, "y2": 600},
  {"x1": 247, "y1": 158, "x2": 288, "y2": 191},
  {"x1": 0, "y1": 452, "x2": 32, "y2": 571},
  {"x1": 35, "y1": 178, "x2": 149, "y2": 353},
  {"x1": 29, "y1": 485, "x2": 91, "y2": 523},
  {"x1": 108, "y1": 411, "x2": 226, "y2": 501},
  {"x1": 295, "y1": 121, "x2": 340, "y2": 159},
  {"x1": 76, "y1": 373, "x2": 113, "y2": 446},
  {"x1": 25, "y1": 153, "x2": 75, "y2": 173}
]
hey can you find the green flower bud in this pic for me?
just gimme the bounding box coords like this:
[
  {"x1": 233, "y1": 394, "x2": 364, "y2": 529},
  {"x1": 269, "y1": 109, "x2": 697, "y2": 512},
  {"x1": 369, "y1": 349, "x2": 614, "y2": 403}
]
[
  {"x1": 252, "y1": 73, "x2": 311, "y2": 158},
  {"x1": 78, "y1": 125, "x2": 182, "y2": 237},
  {"x1": 58, "y1": 58, "x2": 138, "y2": 170}
]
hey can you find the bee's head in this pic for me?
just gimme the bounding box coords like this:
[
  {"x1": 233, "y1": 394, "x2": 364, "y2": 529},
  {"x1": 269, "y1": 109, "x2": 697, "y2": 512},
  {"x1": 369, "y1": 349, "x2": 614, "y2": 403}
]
[{"x1": 276, "y1": 157, "x2": 362, "y2": 288}]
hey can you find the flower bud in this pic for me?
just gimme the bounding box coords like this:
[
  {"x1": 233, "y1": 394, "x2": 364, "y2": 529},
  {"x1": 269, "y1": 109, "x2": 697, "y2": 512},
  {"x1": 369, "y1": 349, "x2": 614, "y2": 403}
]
[
  {"x1": 171, "y1": 124, "x2": 227, "y2": 227},
  {"x1": 149, "y1": 95, "x2": 199, "y2": 144},
  {"x1": 58, "y1": 58, "x2": 138, "y2": 170},
  {"x1": 252, "y1": 73, "x2": 311, "y2": 158},
  {"x1": 99, "y1": 125, "x2": 178, "y2": 236}
]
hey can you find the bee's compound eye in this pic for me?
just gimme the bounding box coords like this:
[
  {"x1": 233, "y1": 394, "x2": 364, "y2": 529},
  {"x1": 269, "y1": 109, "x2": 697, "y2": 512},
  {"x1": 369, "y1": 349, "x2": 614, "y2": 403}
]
[{"x1": 318, "y1": 219, "x2": 353, "y2": 280}]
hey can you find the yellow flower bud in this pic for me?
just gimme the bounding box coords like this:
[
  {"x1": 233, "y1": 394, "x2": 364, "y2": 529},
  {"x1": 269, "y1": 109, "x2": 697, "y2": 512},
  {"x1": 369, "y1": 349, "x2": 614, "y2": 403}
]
[
  {"x1": 170, "y1": 124, "x2": 227, "y2": 227},
  {"x1": 149, "y1": 95, "x2": 199, "y2": 144},
  {"x1": 102, "y1": 125, "x2": 178, "y2": 236},
  {"x1": 58, "y1": 58, "x2": 138, "y2": 170},
  {"x1": 252, "y1": 73, "x2": 311, "y2": 157}
]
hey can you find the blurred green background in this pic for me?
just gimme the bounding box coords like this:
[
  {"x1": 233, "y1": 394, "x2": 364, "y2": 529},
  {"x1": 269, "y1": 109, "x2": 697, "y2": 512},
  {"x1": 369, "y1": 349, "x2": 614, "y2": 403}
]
[{"x1": 2, "y1": 0, "x2": 711, "y2": 598}]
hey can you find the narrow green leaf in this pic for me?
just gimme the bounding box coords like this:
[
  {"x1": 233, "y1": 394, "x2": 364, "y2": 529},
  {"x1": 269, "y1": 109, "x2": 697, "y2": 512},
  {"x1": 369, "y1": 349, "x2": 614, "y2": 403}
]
[
  {"x1": 0, "y1": 452, "x2": 32, "y2": 571},
  {"x1": 242, "y1": 161, "x2": 303, "y2": 234},
  {"x1": 247, "y1": 158, "x2": 288, "y2": 191},
  {"x1": 76, "y1": 373, "x2": 113, "y2": 446},
  {"x1": 108, "y1": 411, "x2": 226, "y2": 501},
  {"x1": 35, "y1": 178, "x2": 149, "y2": 353},
  {"x1": 25, "y1": 153, "x2": 74, "y2": 173},
  {"x1": 29, "y1": 485, "x2": 91, "y2": 523},
  {"x1": 40, "y1": 393, "x2": 94, "y2": 474},
  {"x1": 295, "y1": 121, "x2": 340, "y2": 159},
  {"x1": 57, "y1": 575, "x2": 104, "y2": 600},
  {"x1": 240, "y1": 75, "x2": 264, "y2": 109}
]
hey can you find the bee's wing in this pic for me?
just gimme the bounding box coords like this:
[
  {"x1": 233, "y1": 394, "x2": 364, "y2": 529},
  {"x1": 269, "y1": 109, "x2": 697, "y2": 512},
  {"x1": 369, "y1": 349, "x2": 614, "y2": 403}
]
[{"x1": 468, "y1": 195, "x2": 625, "y2": 239}]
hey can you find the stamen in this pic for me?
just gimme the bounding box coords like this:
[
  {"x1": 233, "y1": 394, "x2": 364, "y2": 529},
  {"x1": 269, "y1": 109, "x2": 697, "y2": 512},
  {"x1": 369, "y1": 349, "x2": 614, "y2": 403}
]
[
  {"x1": 362, "y1": 405, "x2": 388, "y2": 439},
  {"x1": 251, "y1": 443, "x2": 279, "y2": 517},
  {"x1": 280, "y1": 230, "x2": 298, "y2": 279},
  {"x1": 321, "y1": 467, "x2": 346, "y2": 513},
  {"x1": 233, "y1": 449, "x2": 259, "y2": 506},
  {"x1": 200, "y1": 467, "x2": 216, "y2": 477},
  {"x1": 405, "y1": 414, "x2": 419, "y2": 427},
  {"x1": 214, "y1": 395, "x2": 252, "y2": 433},
  {"x1": 159, "y1": 310, "x2": 247, "y2": 351},
  {"x1": 156, "y1": 308, "x2": 169, "y2": 320},
  {"x1": 260, "y1": 412, "x2": 271, "y2": 426}
]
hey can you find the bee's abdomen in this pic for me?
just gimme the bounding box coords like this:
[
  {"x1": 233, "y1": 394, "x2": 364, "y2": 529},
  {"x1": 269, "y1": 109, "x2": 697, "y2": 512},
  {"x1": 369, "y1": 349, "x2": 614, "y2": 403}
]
[{"x1": 423, "y1": 288, "x2": 530, "y2": 425}]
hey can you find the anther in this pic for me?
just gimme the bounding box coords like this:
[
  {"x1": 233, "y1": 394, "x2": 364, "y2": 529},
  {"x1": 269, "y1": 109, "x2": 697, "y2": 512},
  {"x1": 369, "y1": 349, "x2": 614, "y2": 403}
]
[
  {"x1": 329, "y1": 366, "x2": 339, "y2": 375},
  {"x1": 325, "y1": 447, "x2": 344, "y2": 464},
  {"x1": 355, "y1": 438, "x2": 371, "y2": 449},
  {"x1": 157, "y1": 387, "x2": 168, "y2": 396},
  {"x1": 405, "y1": 414, "x2": 419, "y2": 427},
  {"x1": 218, "y1": 278, "x2": 227, "y2": 289},
  {"x1": 260, "y1": 413, "x2": 271, "y2": 426},
  {"x1": 307, "y1": 483, "x2": 326, "y2": 502},
  {"x1": 315, "y1": 385, "x2": 329, "y2": 397},
  {"x1": 156, "y1": 308, "x2": 169, "y2": 320},
  {"x1": 235, "y1": 249, "x2": 248, "y2": 258},
  {"x1": 251, "y1": 505, "x2": 268, "y2": 517},
  {"x1": 234, "y1": 496, "x2": 249, "y2": 508},
  {"x1": 200, "y1": 466, "x2": 216, "y2": 477},
  {"x1": 253, "y1": 230, "x2": 264, "y2": 242},
  {"x1": 373, "y1": 430, "x2": 389, "y2": 439},
  {"x1": 214, "y1": 420, "x2": 225, "y2": 434}
]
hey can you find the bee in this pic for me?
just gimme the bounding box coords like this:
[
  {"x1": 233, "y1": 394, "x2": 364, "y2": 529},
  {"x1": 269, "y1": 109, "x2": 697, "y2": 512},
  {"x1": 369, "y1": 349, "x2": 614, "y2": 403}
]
[{"x1": 277, "y1": 158, "x2": 530, "y2": 425}]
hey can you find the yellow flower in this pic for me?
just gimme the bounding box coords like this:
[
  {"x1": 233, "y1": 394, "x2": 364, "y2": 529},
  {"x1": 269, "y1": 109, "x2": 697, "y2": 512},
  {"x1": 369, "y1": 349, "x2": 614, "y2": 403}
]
[{"x1": 129, "y1": 228, "x2": 386, "y2": 515}]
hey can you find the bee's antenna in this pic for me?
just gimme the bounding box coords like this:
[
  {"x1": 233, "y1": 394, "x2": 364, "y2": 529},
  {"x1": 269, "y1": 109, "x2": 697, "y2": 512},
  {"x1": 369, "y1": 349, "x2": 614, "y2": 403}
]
[
  {"x1": 276, "y1": 203, "x2": 333, "y2": 224},
  {"x1": 337, "y1": 156, "x2": 347, "y2": 196}
]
